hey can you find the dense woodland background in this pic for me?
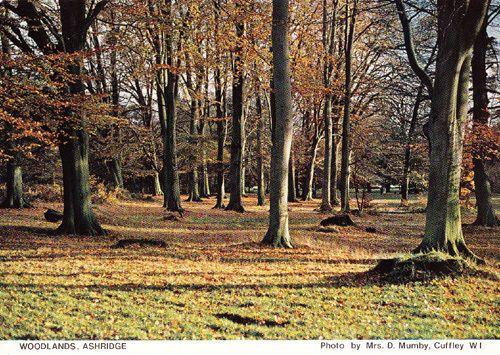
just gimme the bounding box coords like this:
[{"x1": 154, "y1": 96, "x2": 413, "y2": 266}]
[{"x1": 0, "y1": 0, "x2": 498, "y2": 247}]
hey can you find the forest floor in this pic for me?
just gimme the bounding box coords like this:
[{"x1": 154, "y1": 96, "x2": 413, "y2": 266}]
[{"x1": 0, "y1": 193, "x2": 498, "y2": 339}]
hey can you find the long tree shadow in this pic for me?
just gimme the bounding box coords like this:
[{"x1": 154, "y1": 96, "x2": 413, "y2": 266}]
[
  {"x1": 1, "y1": 267, "x2": 495, "y2": 292},
  {"x1": 1, "y1": 225, "x2": 56, "y2": 236}
]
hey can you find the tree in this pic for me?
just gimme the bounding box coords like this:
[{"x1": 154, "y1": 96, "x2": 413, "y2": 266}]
[
  {"x1": 213, "y1": 0, "x2": 228, "y2": 209},
  {"x1": 56, "y1": 0, "x2": 108, "y2": 235},
  {"x1": 339, "y1": 0, "x2": 358, "y2": 213},
  {"x1": 156, "y1": 0, "x2": 183, "y2": 212},
  {"x1": 262, "y1": 0, "x2": 293, "y2": 248},
  {"x1": 0, "y1": 24, "x2": 27, "y2": 208},
  {"x1": 256, "y1": 88, "x2": 266, "y2": 206},
  {"x1": 319, "y1": 0, "x2": 338, "y2": 212},
  {"x1": 471, "y1": 4, "x2": 498, "y2": 226},
  {"x1": 226, "y1": 2, "x2": 245, "y2": 213},
  {"x1": 415, "y1": 0, "x2": 489, "y2": 261}
]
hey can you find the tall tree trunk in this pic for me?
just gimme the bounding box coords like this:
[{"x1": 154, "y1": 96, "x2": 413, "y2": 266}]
[
  {"x1": 321, "y1": 95, "x2": 333, "y2": 211},
  {"x1": 199, "y1": 120, "x2": 211, "y2": 198},
  {"x1": 330, "y1": 125, "x2": 340, "y2": 206},
  {"x1": 1, "y1": 157, "x2": 25, "y2": 209},
  {"x1": 319, "y1": 0, "x2": 337, "y2": 211},
  {"x1": 256, "y1": 90, "x2": 266, "y2": 206},
  {"x1": 213, "y1": 0, "x2": 226, "y2": 209},
  {"x1": 153, "y1": 170, "x2": 163, "y2": 196},
  {"x1": 262, "y1": 0, "x2": 293, "y2": 248},
  {"x1": 288, "y1": 149, "x2": 298, "y2": 202},
  {"x1": 416, "y1": 0, "x2": 489, "y2": 262},
  {"x1": 107, "y1": 158, "x2": 124, "y2": 189},
  {"x1": 186, "y1": 57, "x2": 202, "y2": 202},
  {"x1": 1, "y1": 18, "x2": 27, "y2": 209},
  {"x1": 160, "y1": 2, "x2": 183, "y2": 212},
  {"x1": 213, "y1": 69, "x2": 227, "y2": 208},
  {"x1": 56, "y1": 0, "x2": 105, "y2": 235},
  {"x1": 226, "y1": 17, "x2": 245, "y2": 212},
  {"x1": 471, "y1": 15, "x2": 498, "y2": 226},
  {"x1": 302, "y1": 136, "x2": 320, "y2": 201},
  {"x1": 401, "y1": 86, "x2": 423, "y2": 202},
  {"x1": 340, "y1": 0, "x2": 357, "y2": 213},
  {"x1": 109, "y1": 13, "x2": 124, "y2": 190},
  {"x1": 162, "y1": 70, "x2": 183, "y2": 212}
]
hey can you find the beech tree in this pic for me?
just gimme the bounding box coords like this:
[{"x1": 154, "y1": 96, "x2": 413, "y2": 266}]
[
  {"x1": 339, "y1": 0, "x2": 357, "y2": 213},
  {"x1": 262, "y1": 0, "x2": 293, "y2": 248},
  {"x1": 415, "y1": 0, "x2": 489, "y2": 260},
  {"x1": 471, "y1": 4, "x2": 498, "y2": 226},
  {"x1": 1, "y1": 0, "x2": 109, "y2": 234},
  {"x1": 225, "y1": 1, "x2": 246, "y2": 213}
]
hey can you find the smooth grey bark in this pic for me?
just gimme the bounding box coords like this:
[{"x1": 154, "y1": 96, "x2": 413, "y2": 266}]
[
  {"x1": 320, "y1": 0, "x2": 338, "y2": 212},
  {"x1": 199, "y1": 91, "x2": 211, "y2": 198},
  {"x1": 256, "y1": 90, "x2": 266, "y2": 206},
  {"x1": 1, "y1": 159, "x2": 26, "y2": 209},
  {"x1": 330, "y1": 122, "x2": 340, "y2": 206},
  {"x1": 302, "y1": 134, "x2": 320, "y2": 201},
  {"x1": 185, "y1": 56, "x2": 202, "y2": 202},
  {"x1": 401, "y1": 86, "x2": 423, "y2": 201},
  {"x1": 199, "y1": 133, "x2": 211, "y2": 198},
  {"x1": 339, "y1": 0, "x2": 357, "y2": 213},
  {"x1": 153, "y1": 171, "x2": 163, "y2": 196},
  {"x1": 321, "y1": 94, "x2": 333, "y2": 211},
  {"x1": 262, "y1": 0, "x2": 293, "y2": 248},
  {"x1": 471, "y1": 16, "x2": 498, "y2": 226},
  {"x1": 226, "y1": 17, "x2": 245, "y2": 213},
  {"x1": 241, "y1": 166, "x2": 246, "y2": 196},
  {"x1": 288, "y1": 149, "x2": 298, "y2": 202},
  {"x1": 187, "y1": 100, "x2": 202, "y2": 202},
  {"x1": 416, "y1": 0, "x2": 489, "y2": 262},
  {"x1": 213, "y1": 0, "x2": 226, "y2": 209},
  {"x1": 213, "y1": 68, "x2": 227, "y2": 208},
  {"x1": 107, "y1": 157, "x2": 124, "y2": 190}
]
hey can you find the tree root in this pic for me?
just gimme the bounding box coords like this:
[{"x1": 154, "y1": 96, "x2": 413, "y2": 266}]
[
  {"x1": 319, "y1": 203, "x2": 333, "y2": 212},
  {"x1": 225, "y1": 202, "x2": 245, "y2": 213},
  {"x1": 0, "y1": 198, "x2": 33, "y2": 209},
  {"x1": 413, "y1": 240, "x2": 485, "y2": 265},
  {"x1": 261, "y1": 231, "x2": 293, "y2": 248},
  {"x1": 372, "y1": 252, "x2": 481, "y2": 283},
  {"x1": 55, "y1": 219, "x2": 107, "y2": 237},
  {"x1": 471, "y1": 216, "x2": 499, "y2": 227}
]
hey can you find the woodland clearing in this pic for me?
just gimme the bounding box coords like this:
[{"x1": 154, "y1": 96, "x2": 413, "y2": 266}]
[{"x1": 0, "y1": 194, "x2": 498, "y2": 339}]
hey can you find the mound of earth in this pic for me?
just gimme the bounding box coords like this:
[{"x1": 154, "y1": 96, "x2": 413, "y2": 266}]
[
  {"x1": 320, "y1": 214, "x2": 355, "y2": 227},
  {"x1": 372, "y1": 252, "x2": 473, "y2": 282}
]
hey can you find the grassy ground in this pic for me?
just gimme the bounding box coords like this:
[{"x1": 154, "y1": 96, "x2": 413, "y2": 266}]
[{"x1": 0, "y1": 194, "x2": 498, "y2": 339}]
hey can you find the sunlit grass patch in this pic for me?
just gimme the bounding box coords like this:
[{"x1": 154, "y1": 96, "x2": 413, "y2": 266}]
[{"x1": 0, "y1": 195, "x2": 498, "y2": 339}]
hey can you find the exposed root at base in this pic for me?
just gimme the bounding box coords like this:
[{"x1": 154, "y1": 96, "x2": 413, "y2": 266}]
[
  {"x1": 225, "y1": 203, "x2": 245, "y2": 213},
  {"x1": 371, "y1": 252, "x2": 491, "y2": 283},
  {"x1": 261, "y1": 233, "x2": 293, "y2": 249}
]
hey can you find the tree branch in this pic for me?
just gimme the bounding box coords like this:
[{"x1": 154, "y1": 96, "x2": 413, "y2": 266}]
[
  {"x1": 83, "y1": 0, "x2": 109, "y2": 35},
  {"x1": 393, "y1": 0, "x2": 434, "y2": 97}
]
